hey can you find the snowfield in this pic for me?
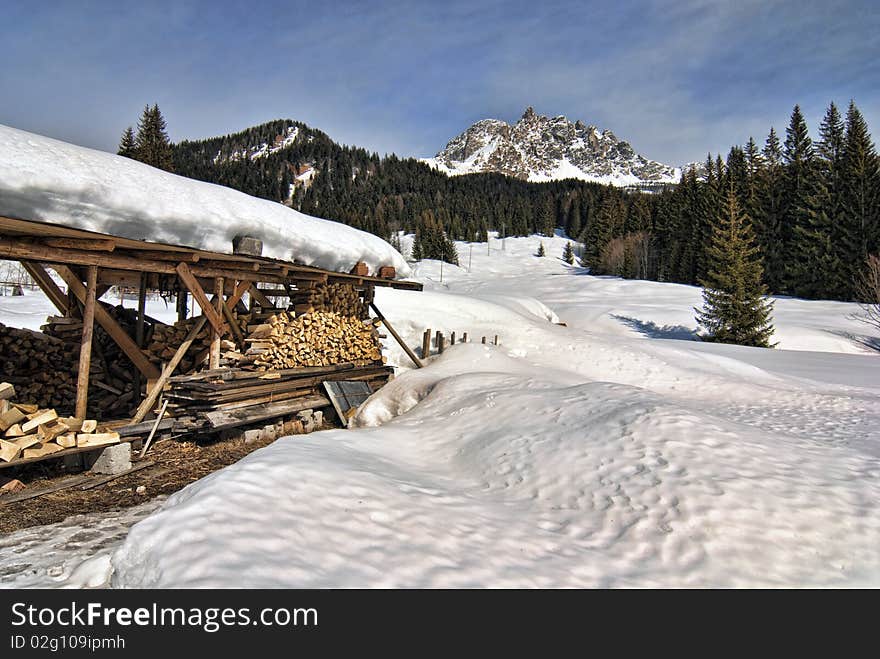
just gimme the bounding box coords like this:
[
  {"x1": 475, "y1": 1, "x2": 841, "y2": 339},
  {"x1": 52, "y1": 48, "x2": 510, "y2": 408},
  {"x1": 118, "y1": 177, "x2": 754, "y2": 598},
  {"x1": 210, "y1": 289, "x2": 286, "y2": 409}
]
[
  {"x1": 0, "y1": 124, "x2": 410, "y2": 278},
  {"x1": 2, "y1": 233, "x2": 879, "y2": 588}
]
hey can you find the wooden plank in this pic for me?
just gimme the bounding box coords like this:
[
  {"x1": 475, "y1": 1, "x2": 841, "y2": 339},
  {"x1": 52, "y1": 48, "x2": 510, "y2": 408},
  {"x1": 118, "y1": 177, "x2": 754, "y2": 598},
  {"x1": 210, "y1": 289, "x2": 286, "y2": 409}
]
[
  {"x1": 204, "y1": 394, "x2": 330, "y2": 430},
  {"x1": 130, "y1": 315, "x2": 208, "y2": 424},
  {"x1": 323, "y1": 380, "x2": 373, "y2": 424},
  {"x1": 75, "y1": 264, "x2": 98, "y2": 419},
  {"x1": 370, "y1": 302, "x2": 423, "y2": 368},
  {"x1": 21, "y1": 261, "x2": 68, "y2": 313},
  {"x1": 139, "y1": 399, "x2": 169, "y2": 458},
  {"x1": 44, "y1": 237, "x2": 115, "y2": 252},
  {"x1": 116, "y1": 418, "x2": 174, "y2": 437},
  {"x1": 53, "y1": 265, "x2": 160, "y2": 379},
  {"x1": 0, "y1": 474, "x2": 94, "y2": 504},
  {"x1": 176, "y1": 263, "x2": 227, "y2": 336},
  {"x1": 79, "y1": 461, "x2": 156, "y2": 491}
]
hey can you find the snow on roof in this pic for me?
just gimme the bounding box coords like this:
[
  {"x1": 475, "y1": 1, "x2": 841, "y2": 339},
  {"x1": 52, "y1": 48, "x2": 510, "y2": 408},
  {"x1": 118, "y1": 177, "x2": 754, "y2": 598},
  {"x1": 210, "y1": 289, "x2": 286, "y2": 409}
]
[{"x1": 0, "y1": 124, "x2": 411, "y2": 278}]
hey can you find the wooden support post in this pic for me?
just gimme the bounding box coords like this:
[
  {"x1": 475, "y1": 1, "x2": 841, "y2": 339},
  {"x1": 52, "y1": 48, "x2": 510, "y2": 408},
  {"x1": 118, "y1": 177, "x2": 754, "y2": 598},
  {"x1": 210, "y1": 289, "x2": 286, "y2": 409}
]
[
  {"x1": 21, "y1": 261, "x2": 67, "y2": 313},
  {"x1": 134, "y1": 272, "x2": 147, "y2": 395},
  {"x1": 482, "y1": 336, "x2": 487, "y2": 344},
  {"x1": 435, "y1": 330, "x2": 441, "y2": 349},
  {"x1": 451, "y1": 331, "x2": 456, "y2": 345},
  {"x1": 220, "y1": 296, "x2": 245, "y2": 350},
  {"x1": 75, "y1": 265, "x2": 98, "y2": 419},
  {"x1": 131, "y1": 316, "x2": 208, "y2": 424},
  {"x1": 494, "y1": 335, "x2": 499, "y2": 346},
  {"x1": 462, "y1": 332, "x2": 468, "y2": 343},
  {"x1": 53, "y1": 265, "x2": 160, "y2": 379},
  {"x1": 210, "y1": 277, "x2": 223, "y2": 369},
  {"x1": 177, "y1": 289, "x2": 188, "y2": 321},
  {"x1": 369, "y1": 303, "x2": 423, "y2": 368},
  {"x1": 422, "y1": 329, "x2": 431, "y2": 359},
  {"x1": 438, "y1": 333, "x2": 446, "y2": 354}
]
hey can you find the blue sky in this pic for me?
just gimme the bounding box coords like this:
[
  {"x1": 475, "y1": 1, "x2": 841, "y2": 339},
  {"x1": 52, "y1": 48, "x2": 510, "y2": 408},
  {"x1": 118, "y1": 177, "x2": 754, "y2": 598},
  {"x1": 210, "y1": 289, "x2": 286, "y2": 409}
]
[{"x1": 2, "y1": 0, "x2": 878, "y2": 165}]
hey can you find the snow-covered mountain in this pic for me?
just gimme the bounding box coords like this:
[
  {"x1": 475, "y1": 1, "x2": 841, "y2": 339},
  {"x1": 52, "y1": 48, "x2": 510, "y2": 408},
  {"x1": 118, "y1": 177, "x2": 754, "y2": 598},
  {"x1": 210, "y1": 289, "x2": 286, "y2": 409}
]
[{"x1": 424, "y1": 107, "x2": 680, "y2": 187}]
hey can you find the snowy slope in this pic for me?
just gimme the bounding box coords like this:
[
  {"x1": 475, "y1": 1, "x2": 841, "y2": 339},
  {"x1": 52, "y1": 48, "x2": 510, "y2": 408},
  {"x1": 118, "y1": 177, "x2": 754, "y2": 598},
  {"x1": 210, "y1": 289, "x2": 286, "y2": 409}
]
[
  {"x1": 101, "y1": 234, "x2": 880, "y2": 588},
  {"x1": 0, "y1": 124, "x2": 410, "y2": 277}
]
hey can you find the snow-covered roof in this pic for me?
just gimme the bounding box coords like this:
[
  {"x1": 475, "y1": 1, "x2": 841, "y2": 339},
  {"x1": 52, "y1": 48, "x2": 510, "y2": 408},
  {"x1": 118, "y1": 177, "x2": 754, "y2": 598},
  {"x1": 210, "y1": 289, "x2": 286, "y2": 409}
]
[{"x1": 0, "y1": 124, "x2": 411, "y2": 278}]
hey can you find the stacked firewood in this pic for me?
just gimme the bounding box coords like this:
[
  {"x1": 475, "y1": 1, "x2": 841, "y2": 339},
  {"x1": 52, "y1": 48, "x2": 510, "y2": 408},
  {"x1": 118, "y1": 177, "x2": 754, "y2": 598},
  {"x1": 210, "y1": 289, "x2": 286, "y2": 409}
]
[
  {"x1": 288, "y1": 282, "x2": 368, "y2": 318},
  {"x1": 0, "y1": 383, "x2": 120, "y2": 464},
  {"x1": 245, "y1": 311, "x2": 383, "y2": 370},
  {"x1": 145, "y1": 314, "x2": 251, "y2": 372},
  {"x1": 0, "y1": 323, "x2": 133, "y2": 417}
]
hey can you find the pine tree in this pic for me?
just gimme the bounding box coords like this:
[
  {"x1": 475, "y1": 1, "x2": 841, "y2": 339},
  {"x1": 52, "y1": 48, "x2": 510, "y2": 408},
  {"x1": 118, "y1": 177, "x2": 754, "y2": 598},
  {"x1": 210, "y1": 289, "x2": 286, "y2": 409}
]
[
  {"x1": 117, "y1": 126, "x2": 136, "y2": 158},
  {"x1": 695, "y1": 186, "x2": 775, "y2": 347},
  {"x1": 754, "y1": 128, "x2": 786, "y2": 292},
  {"x1": 780, "y1": 105, "x2": 816, "y2": 292},
  {"x1": 537, "y1": 241, "x2": 546, "y2": 257},
  {"x1": 563, "y1": 241, "x2": 575, "y2": 265},
  {"x1": 134, "y1": 104, "x2": 174, "y2": 171},
  {"x1": 840, "y1": 101, "x2": 880, "y2": 297}
]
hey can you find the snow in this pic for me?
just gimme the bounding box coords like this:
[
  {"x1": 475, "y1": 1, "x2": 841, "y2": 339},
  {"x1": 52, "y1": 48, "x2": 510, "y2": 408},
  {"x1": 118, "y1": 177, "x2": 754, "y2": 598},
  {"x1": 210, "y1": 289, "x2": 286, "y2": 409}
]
[
  {"x1": 0, "y1": 124, "x2": 410, "y2": 278},
  {"x1": 2, "y1": 232, "x2": 879, "y2": 588}
]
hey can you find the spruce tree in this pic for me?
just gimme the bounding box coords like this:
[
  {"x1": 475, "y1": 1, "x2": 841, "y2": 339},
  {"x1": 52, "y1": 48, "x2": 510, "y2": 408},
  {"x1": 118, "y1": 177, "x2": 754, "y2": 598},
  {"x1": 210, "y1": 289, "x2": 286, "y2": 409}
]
[
  {"x1": 537, "y1": 241, "x2": 546, "y2": 257},
  {"x1": 840, "y1": 101, "x2": 880, "y2": 297},
  {"x1": 117, "y1": 126, "x2": 136, "y2": 158},
  {"x1": 563, "y1": 241, "x2": 575, "y2": 265},
  {"x1": 695, "y1": 187, "x2": 775, "y2": 347},
  {"x1": 135, "y1": 104, "x2": 174, "y2": 171},
  {"x1": 754, "y1": 128, "x2": 786, "y2": 292},
  {"x1": 780, "y1": 105, "x2": 816, "y2": 292}
]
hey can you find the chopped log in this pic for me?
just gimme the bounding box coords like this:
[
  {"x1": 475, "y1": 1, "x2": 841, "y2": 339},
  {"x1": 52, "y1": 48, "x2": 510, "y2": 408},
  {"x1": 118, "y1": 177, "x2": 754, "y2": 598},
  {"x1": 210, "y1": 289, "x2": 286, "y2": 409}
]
[
  {"x1": 0, "y1": 407, "x2": 25, "y2": 431},
  {"x1": 0, "y1": 382, "x2": 14, "y2": 400},
  {"x1": 57, "y1": 433, "x2": 77, "y2": 448},
  {"x1": 12, "y1": 402, "x2": 38, "y2": 415},
  {"x1": 21, "y1": 409, "x2": 58, "y2": 433},
  {"x1": 81, "y1": 419, "x2": 98, "y2": 433},
  {"x1": 12, "y1": 435, "x2": 41, "y2": 450},
  {"x1": 0, "y1": 438, "x2": 22, "y2": 462},
  {"x1": 4, "y1": 424, "x2": 24, "y2": 438},
  {"x1": 76, "y1": 432, "x2": 120, "y2": 447}
]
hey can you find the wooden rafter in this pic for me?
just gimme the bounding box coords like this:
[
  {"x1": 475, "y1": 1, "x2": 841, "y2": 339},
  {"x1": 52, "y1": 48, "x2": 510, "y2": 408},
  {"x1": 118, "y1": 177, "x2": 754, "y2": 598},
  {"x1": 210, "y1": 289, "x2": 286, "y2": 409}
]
[
  {"x1": 21, "y1": 261, "x2": 67, "y2": 313},
  {"x1": 175, "y1": 263, "x2": 227, "y2": 336}
]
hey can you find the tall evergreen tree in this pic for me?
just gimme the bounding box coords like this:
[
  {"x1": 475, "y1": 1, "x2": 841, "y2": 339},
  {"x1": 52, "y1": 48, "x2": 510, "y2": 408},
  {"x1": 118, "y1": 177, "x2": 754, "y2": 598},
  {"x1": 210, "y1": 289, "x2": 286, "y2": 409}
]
[
  {"x1": 695, "y1": 187, "x2": 775, "y2": 347},
  {"x1": 840, "y1": 101, "x2": 880, "y2": 298},
  {"x1": 135, "y1": 104, "x2": 174, "y2": 171},
  {"x1": 117, "y1": 126, "x2": 136, "y2": 158},
  {"x1": 537, "y1": 241, "x2": 546, "y2": 257},
  {"x1": 562, "y1": 241, "x2": 575, "y2": 265},
  {"x1": 780, "y1": 105, "x2": 816, "y2": 292},
  {"x1": 754, "y1": 128, "x2": 786, "y2": 291}
]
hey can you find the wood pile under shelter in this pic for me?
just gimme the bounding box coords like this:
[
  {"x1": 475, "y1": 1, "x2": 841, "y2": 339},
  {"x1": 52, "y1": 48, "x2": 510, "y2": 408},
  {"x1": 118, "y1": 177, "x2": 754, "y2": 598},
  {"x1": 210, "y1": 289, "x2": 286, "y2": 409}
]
[{"x1": 0, "y1": 214, "x2": 421, "y2": 470}]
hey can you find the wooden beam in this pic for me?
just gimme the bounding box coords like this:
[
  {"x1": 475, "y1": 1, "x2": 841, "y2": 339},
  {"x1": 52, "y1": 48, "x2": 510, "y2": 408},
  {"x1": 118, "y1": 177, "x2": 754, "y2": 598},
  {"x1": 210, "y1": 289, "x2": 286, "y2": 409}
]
[
  {"x1": 175, "y1": 263, "x2": 227, "y2": 335},
  {"x1": 370, "y1": 302, "x2": 423, "y2": 368},
  {"x1": 209, "y1": 277, "x2": 223, "y2": 369},
  {"x1": 53, "y1": 265, "x2": 160, "y2": 379},
  {"x1": 134, "y1": 272, "x2": 147, "y2": 395},
  {"x1": 44, "y1": 237, "x2": 115, "y2": 252},
  {"x1": 228, "y1": 279, "x2": 251, "y2": 310},
  {"x1": 131, "y1": 316, "x2": 208, "y2": 425},
  {"x1": 21, "y1": 261, "x2": 68, "y2": 313},
  {"x1": 75, "y1": 265, "x2": 98, "y2": 419},
  {"x1": 248, "y1": 284, "x2": 274, "y2": 309}
]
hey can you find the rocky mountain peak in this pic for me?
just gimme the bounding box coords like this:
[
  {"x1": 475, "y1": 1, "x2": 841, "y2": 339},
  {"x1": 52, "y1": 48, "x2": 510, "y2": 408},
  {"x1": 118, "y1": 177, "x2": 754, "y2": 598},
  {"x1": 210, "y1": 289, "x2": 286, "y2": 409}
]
[{"x1": 426, "y1": 107, "x2": 679, "y2": 187}]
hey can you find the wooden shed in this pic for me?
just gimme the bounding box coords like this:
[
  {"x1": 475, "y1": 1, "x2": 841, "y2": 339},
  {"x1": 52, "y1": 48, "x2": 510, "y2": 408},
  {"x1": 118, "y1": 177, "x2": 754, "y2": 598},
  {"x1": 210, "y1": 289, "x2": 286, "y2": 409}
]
[{"x1": 0, "y1": 214, "x2": 422, "y2": 470}]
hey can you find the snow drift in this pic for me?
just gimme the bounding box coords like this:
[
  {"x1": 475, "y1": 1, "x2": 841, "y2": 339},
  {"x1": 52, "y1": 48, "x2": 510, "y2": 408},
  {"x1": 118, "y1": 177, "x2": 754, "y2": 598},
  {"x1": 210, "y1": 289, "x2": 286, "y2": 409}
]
[{"x1": 0, "y1": 124, "x2": 410, "y2": 277}]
